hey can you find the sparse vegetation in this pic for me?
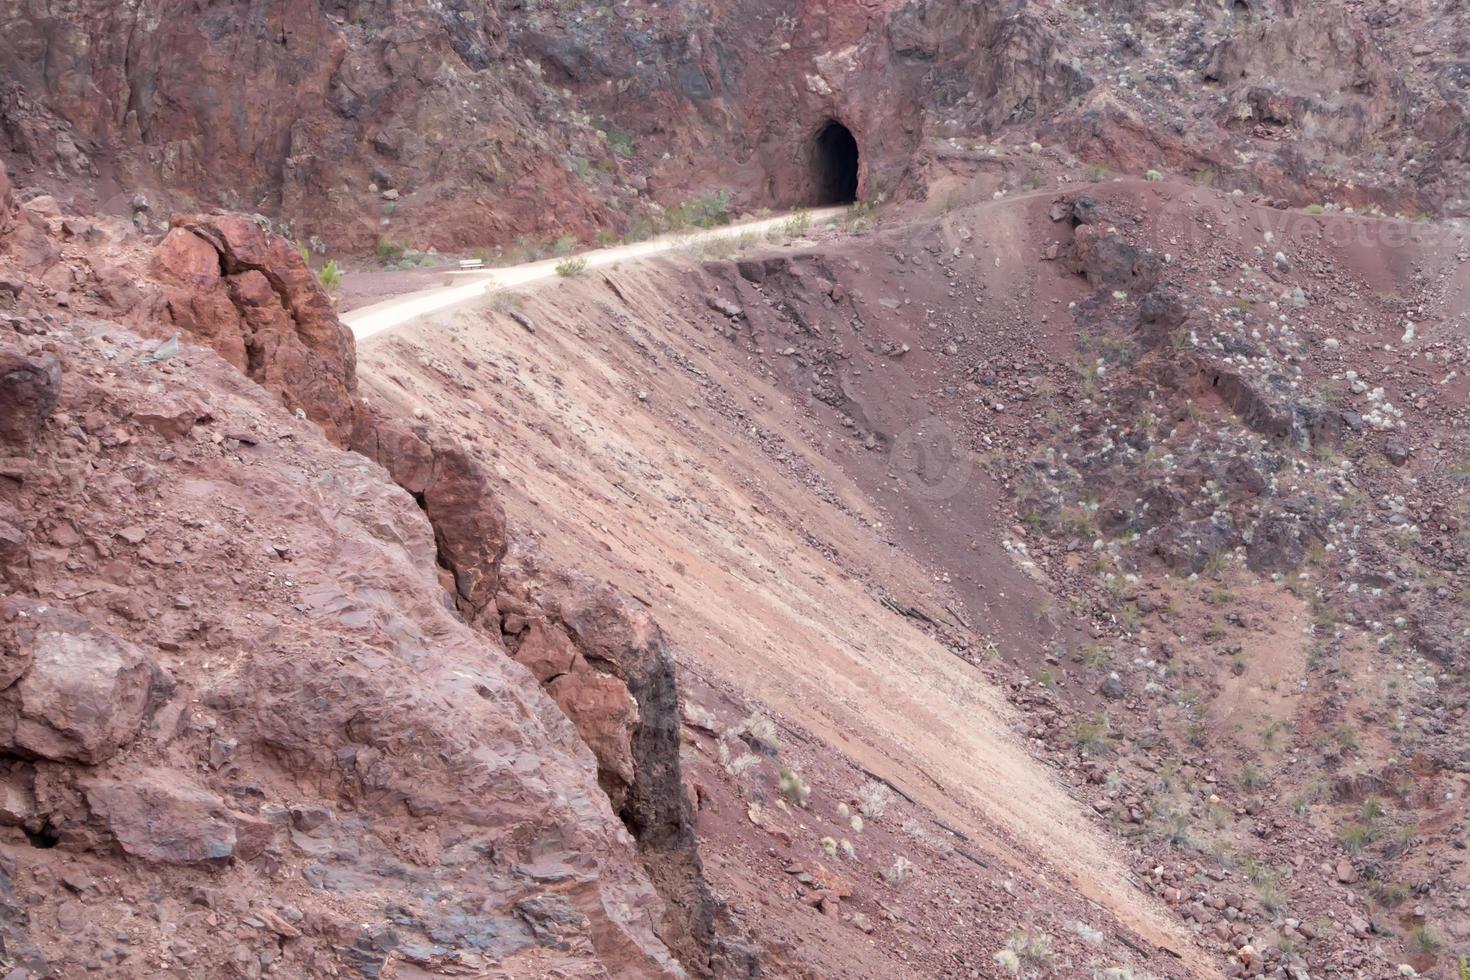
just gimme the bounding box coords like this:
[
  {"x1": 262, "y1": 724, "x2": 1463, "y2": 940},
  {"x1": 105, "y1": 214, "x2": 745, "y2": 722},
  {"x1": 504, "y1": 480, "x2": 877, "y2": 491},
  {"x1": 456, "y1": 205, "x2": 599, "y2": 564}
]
[
  {"x1": 555, "y1": 256, "x2": 588, "y2": 277},
  {"x1": 1144, "y1": 169, "x2": 1163, "y2": 182},
  {"x1": 1338, "y1": 822, "x2": 1376, "y2": 854},
  {"x1": 880, "y1": 854, "x2": 913, "y2": 886},
  {"x1": 778, "y1": 767, "x2": 811, "y2": 806},
  {"x1": 857, "y1": 780, "x2": 891, "y2": 820},
  {"x1": 1410, "y1": 925, "x2": 1442, "y2": 955},
  {"x1": 1070, "y1": 714, "x2": 1113, "y2": 755},
  {"x1": 376, "y1": 236, "x2": 406, "y2": 261},
  {"x1": 1006, "y1": 931, "x2": 1054, "y2": 970},
  {"x1": 666, "y1": 189, "x2": 733, "y2": 231},
  {"x1": 993, "y1": 949, "x2": 1022, "y2": 975},
  {"x1": 317, "y1": 258, "x2": 341, "y2": 291},
  {"x1": 771, "y1": 207, "x2": 812, "y2": 242},
  {"x1": 604, "y1": 126, "x2": 635, "y2": 157}
]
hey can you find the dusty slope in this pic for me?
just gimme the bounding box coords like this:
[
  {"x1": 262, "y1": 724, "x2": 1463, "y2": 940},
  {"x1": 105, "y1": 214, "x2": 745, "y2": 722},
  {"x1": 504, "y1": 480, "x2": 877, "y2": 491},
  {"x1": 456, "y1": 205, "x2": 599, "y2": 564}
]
[
  {"x1": 353, "y1": 234, "x2": 1211, "y2": 974},
  {"x1": 351, "y1": 167, "x2": 1470, "y2": 977}
]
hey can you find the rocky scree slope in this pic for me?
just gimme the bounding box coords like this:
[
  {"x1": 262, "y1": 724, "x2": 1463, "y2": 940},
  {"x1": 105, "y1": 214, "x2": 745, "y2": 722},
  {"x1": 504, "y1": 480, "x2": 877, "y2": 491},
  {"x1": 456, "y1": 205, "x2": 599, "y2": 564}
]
[
  {"x1": 670, "y1": 180, "x2": 1470, "y2": 976},
  {"x1": 416, "y1": 179, "x2": 1469, "y2": 977}
]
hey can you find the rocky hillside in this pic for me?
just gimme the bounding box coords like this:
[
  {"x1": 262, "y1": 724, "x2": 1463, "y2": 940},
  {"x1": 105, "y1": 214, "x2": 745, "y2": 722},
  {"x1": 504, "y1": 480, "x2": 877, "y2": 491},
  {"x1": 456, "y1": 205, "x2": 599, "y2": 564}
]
[
  {"x1": 4, "y1": 0, "x2": 1470, "y2": 977},
  {"x1": 9, "y1": 0, "x2": 1469, "y2": 258}
]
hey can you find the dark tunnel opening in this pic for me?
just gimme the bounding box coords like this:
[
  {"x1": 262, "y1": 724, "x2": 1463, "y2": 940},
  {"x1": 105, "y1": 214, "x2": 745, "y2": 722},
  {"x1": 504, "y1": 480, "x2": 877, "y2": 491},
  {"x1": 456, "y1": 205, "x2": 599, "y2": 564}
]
[{"x1": 812, "y1": 122, "x2": 859, "y2": 205}]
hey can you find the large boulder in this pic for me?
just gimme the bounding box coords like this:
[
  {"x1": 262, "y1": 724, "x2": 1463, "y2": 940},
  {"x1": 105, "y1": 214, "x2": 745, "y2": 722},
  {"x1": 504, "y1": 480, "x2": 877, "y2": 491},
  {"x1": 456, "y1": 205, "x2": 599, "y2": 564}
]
[
  {"x1": 153, "y1": 213, "x2": 356, "y2": 446},
  {"x1": 84, "y1": 771, "x2": 239, "y2": 865},
  {"x1": 0, "y1": 601, "x2": 169, "y2": 765},
  {"x1": 0, "y1": 345, "x2": 62, "y2": 452},
  {"x1": 1066, "y1": 223, "x2": 1161, "y2": 294}
]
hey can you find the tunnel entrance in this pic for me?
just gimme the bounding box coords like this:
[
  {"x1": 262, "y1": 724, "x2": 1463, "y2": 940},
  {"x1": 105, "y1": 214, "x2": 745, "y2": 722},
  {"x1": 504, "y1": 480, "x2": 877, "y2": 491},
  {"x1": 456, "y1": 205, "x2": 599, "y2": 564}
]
[{"x1": 812, "y1": 122, "x2": 859, "y2": 205}]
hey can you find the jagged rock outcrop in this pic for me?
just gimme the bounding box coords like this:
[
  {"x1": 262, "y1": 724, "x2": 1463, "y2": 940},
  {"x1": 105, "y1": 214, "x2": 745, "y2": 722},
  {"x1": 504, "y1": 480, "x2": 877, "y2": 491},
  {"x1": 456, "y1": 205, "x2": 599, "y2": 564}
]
[
  {"x1": 0, "y1": 0, "x2": 1095, "y2": 251},
  {"x1": 1066, "y1": 222, "x2": 1162, "y2": 294},
  {"x1": 498, "y1": 554, "x2": 720, "y2": 975},
  {"x1": 350, "y1": 397, "x2": 724, "y2": 972},
  {"x1": 154, "y1": 212, "x2": 356, "y2": 446},
  {"x1": 1202, "y1": 9, "x2": 1403, "y2": 151},
  {"x1": 349, "y1": 404, "x2": 507, "y2": 620},
  {"x1": 0, "y1": 314, "x2": 683, "y2": 977}
]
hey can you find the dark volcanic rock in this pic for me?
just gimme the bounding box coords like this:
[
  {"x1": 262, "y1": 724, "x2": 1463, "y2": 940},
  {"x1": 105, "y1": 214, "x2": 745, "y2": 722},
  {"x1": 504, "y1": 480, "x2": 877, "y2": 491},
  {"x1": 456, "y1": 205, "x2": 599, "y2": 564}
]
[{"x1": 0, "y1": 345, "x2": 61, "y2": 452}]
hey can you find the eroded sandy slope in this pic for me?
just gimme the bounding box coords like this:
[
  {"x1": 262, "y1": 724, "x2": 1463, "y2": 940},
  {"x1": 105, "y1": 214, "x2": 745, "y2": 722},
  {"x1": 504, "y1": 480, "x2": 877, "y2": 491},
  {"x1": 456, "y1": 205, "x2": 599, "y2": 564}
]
[{"x1": 354, "y1": 230, "x2": 1210, "y2": 974}]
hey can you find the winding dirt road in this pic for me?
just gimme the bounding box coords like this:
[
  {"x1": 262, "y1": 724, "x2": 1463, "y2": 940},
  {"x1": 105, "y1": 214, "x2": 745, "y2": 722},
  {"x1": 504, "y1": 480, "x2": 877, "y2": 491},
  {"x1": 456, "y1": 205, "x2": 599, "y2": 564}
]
[{"x1": 343, "y1": 206, "x2": 845, "y2": 340}]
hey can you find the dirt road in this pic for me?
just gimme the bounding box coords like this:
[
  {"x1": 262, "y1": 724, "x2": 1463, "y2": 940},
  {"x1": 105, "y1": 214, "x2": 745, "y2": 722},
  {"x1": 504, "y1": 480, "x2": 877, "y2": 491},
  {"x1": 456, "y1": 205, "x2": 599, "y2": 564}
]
[{"x1": 342, "y1": 206, "x2": 845, "y2": 339}]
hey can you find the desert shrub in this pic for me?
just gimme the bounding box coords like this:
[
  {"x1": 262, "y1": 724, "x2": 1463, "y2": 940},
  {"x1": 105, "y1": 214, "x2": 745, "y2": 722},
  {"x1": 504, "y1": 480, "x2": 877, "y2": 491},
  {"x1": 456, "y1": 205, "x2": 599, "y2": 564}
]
[
  {"x1": 606, "y1": 127, "x2": 635, "y2": 156},
  {"x1": 318, "y1": 259, "x2": 342, "y2": 291},
  {"x1": 1338, "y1": 822, "x2": 1376, "y2": 854},
  {"x1": 880, "y1": 854, "x2": 913, "y2": 886},
  {"x1": 858, "y1": 781, "x2": 891, "y2": 820},
  {"x1": 555, "y1": 256, "x2": 588, "y2": 277},
  {"x1": 1071, "y1": 715, "x2": 1112, "y2": 755},
  {"x1": 376, "y1": 237, "x2": 405, "y2": 261},
  {"x1": 1007, "y1": 931, "x2": 1054, "y2": 968},
  {"x1": 1145, "y1": 169, "x2": 1164, "y2": 182},
  {"x1": 665, "y1": 190, "x2": 732, "y2": 231},
  {"x1": 777, "y1": 767, "x2": 810, "y2": 806}
]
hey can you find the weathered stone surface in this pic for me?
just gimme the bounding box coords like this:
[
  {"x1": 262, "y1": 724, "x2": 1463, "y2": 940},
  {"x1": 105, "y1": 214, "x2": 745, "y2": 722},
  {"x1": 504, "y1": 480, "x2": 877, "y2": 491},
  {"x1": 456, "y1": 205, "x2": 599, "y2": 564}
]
[
  {"x1": 351, "y1": 406, "x2": 507, "y2": 616},
  {"x1": 0, "y1": 601, "x2": 167, "y2": 765},
  {"x1": 0, "y1": 504, "x2": 28, "y2": 592},
  {"x1": 547, "y1": 668, "x2": 640, "y2": 807},
  {"x1": 0, "y1": 345, "x2": 61, "y2": 451},
  {"x1": 0, "y1": 159, "x2": 12, "y2": 229},
  {"x1": 84, "y1": 772, "x2": 238, "y2": 865},
  {"x1": 0, "y1": 321, "x2": 682, "y2": 976},
  {"x1": 501, "y1": 559, "x2": 717, "y2": 969},
  {"x1": 154, "y1": 214, "x2": 356, "y2": 446},
  {"x1": 1066, "y1": 223, "x2": 1160, "y2": 294},
  {"x1": 513, "y1": 620, "x2": 581, "y2": 684}
]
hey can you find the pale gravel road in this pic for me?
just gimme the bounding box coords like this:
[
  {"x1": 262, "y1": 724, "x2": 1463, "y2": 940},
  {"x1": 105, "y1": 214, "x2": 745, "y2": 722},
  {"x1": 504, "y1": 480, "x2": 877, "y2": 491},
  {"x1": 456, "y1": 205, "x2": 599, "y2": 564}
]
[{"x1": 343, "y1": 206, "x2": 845, "y2": 340}]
